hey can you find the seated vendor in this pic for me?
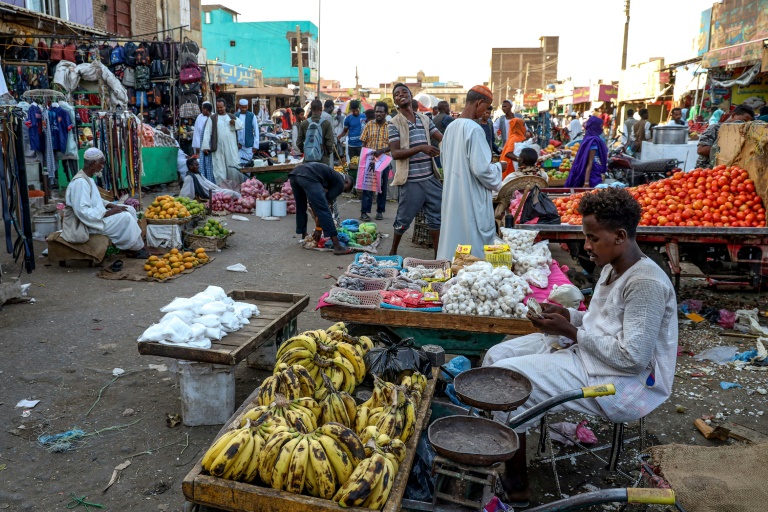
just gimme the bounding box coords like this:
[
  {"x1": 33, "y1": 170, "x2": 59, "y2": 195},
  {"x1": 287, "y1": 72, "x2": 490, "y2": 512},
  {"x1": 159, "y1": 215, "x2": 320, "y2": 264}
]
[
  {"x1": 62, "y1": 148, "x2": 149, "y2": 258},
  {"x1": 483, "y1": 187, "x2": 677, "y2": 502},
  {"x1": 494, "y1": 148, "x2": 547, "y2": 201},
  {"x1": 180, "y1": 156, "x2": 218, "y2": 200}
]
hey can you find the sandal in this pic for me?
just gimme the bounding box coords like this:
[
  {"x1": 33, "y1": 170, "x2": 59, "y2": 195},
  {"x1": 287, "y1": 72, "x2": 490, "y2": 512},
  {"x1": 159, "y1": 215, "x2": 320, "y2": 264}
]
[
  {"x1": 128, "y1": 249, "x2": 150, "y2": 259},
  {"x1": 110, "y1": 260, "x2": 124, "y2": 272}
]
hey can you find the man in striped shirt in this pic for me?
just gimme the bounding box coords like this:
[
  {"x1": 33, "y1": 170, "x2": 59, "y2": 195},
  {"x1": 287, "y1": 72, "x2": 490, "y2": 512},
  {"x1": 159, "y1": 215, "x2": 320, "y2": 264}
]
[
  {"x1": 359, "y1": 101, "x2": 391, "y2": 221},
  {"x1": 387, "y1": 83, "x2": 443, "y2": 256}
]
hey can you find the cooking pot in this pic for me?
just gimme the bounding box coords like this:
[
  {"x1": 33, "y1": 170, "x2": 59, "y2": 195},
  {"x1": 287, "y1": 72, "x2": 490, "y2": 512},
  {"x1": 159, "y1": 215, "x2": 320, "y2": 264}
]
[{"x1": 652, "y1": 125, "x2": 689, "y2": 145}]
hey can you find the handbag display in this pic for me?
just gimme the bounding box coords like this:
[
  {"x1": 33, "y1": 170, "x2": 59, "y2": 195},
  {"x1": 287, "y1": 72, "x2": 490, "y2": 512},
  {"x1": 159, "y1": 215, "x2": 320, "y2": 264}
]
[
  {"x1": 179, "y1": 100, "x2": 201, "y2": 119},
  {"x1": 179, "y1": 82, "x2": 202, "y2": 94},
  {"x1": 150, "y1": 37, "x2": 165, "y2": 61},
  {"x1": 37, "y1": 40, "x2": 50, "y2": 60},
  {"x1": 150, "y1": 59, "x2": 169, "y2": 78},
  {"x1": 50, "y1": 40, "x2": 64, "y2": 61},
  {"x1": 121, "y1": 66, "x2": 136, "y2": 87},
  {"x1": 179, "y1": 57, "x2": 201, "y2": 84},
  {"x1": 63, "y1": 41, "x2": 77, "y2": 62},
  {"x1": 181, "y1": 37, "x2": 199, "y2": 56}
]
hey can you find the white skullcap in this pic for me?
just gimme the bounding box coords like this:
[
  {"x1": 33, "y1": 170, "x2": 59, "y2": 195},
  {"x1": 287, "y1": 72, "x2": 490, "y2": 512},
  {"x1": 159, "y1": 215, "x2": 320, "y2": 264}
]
[
  {"x1": 238, "y1": 99, "x2": 248, "y2": 106},
  {"x1": 83, "y1": 147, "x2": 105, "y2": 160}
]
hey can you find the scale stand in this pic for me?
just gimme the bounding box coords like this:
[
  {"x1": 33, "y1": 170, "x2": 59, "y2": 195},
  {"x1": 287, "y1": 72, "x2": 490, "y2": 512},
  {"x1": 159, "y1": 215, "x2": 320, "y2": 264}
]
[{"x1": 432, "y1": 455, "x2": 500, "y2": 511}]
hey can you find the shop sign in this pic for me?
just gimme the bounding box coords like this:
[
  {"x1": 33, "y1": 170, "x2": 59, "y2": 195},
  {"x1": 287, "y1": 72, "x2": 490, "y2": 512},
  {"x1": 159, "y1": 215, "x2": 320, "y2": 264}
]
[
  {"x1": 703, "y1": 40, "x2": 764, "y2": 68},
  {"x1": 572, "y1": 87, "x2": 590, "y2": 104},
  {"x1": 697, "y1": 8, "x2": 712, "y2": 56},
  {"x1": 591, "y1": 84, "x2": 618, "y2": 102},
  {"x1": 209, "y1": 62, "x2": 260, "y2": 87},
  {"x1": 711, "y1": 87, "x2": 730, "y2": 106},
  {"x1": 710, "y1": 0, "x2": 768, "y2": 52},
  {"x1": 732, "y1": 75, "x2": 768, "y2": 111},
  {"x1": 523, "y1": 93, "x2": 541, "y2": 107},
  {"x1": 658, "y1": 72, "x2": 671, "y2": 84}
]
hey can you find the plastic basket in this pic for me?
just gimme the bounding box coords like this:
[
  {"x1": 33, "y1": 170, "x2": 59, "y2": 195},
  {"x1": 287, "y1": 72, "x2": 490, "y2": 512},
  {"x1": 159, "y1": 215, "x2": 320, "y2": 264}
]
[
  {"x1": 146, "y1": 217, "x2": 194, "y2": 225},
  {"x1": 325, "y1": 288, "x2": 383, "y2": 309},
  {"x1": 402, "y1": 258, "x2": 451, "y2": 272},
  {"x1": 380, "y1": 302, "x2": 443, "y2": 313},
  {"x1": 354, "y1": 253, "x2": 403, "y2": 269},
  {"x1": 411, "y1": 210, "x2": 433, "y2": 248},
  {"x1": 346, "y1": 264, "x2": 400, "y2": 279},
  {"x1": 337, "y1": 275, "x2": 391, "y2": 291}
]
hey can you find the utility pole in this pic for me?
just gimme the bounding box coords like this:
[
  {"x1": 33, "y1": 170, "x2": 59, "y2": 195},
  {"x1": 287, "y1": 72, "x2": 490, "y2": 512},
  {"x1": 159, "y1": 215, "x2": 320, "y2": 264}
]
[
  {"x1": 296, "y1": 25, "x2": 305, "y2": 104},
  {"x1": 316, "y1": 0, "x2": 321, "y2": 95},
  {"x1": 505, "y1": 77, "x2": 509, "y2": 102},
  {"x1": 621, "y1": 0, "x2": 631, "y2": 70},
  {"x1": 522, "y1": 62, "x2": 530, "y2": 96},
  {"x1": 355, "y1": 66, "x2": 360, "y2": 99}
]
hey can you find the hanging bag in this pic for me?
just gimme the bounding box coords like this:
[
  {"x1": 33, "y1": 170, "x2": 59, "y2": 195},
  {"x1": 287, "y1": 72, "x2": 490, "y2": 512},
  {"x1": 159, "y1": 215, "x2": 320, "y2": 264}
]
[
  {"x1": 150, "y1": 37, "x2": 164, "y2": 61},
  {"x1": 99, "y1": 43, "x2": 112, "y2": 64},
  {"x1": 150, "y1": 59, "x2": 169, "y2": 78},
  {"x1": 50, "y1": 39, "x2": 64, "y2": 61},
  {"x1": 134, "y1": 45, "x2": 150, "y2": 66},
  {"x1": 134, "y1": 65, "x2": 151, "y2": 91},
  {"x1": 63, "y1": 40, "x2": 77, "y2": 62},
  {"x1": 37, "y1": 39, "x2": 50, "y2": 60},
  {"x1": 123, "y1": 41, "x2": 138, "y2": 67},
  {"x1": 180, "y1": 100, "x2": 201, "y2": 119},
  {"x1": 179, "y1": 57, "x2": 201, "y2": 84},
  {"x1": 181, "y1": 37, "x2": 199, "y2": 56},
  {"x1": 110, "y1": 44, "x2": 125, "y2": 65},
  {"x1": 75, "y1": 43, "x2": 89, "y2": 64},
  {"x1": 122, "y1": 66, "x2": 136, "y2": 87}
]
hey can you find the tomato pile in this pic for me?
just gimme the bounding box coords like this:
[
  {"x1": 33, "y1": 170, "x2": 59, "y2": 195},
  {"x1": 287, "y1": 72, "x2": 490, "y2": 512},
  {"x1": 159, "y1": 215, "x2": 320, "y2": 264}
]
[{"x1": 556, "y1": 166, "x2": 766, "y2": 227}]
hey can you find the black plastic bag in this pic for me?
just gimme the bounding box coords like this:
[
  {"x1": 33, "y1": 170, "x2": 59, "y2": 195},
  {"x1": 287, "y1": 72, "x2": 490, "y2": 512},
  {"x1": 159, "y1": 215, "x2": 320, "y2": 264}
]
[
  {"x1": 364, "y1": 332, "x2": 432, "y2": 383},
  {"x1": 520, "y1": 186, "x2": 561, "y2": 225},
  {"x1": 404, "y1": 432, "x2": 437, "y2": 501}
]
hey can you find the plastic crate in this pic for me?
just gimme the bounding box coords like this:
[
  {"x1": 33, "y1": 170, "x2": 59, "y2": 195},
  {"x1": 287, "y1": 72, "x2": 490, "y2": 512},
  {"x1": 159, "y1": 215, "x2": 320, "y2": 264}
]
[
  {"x1": 325, "y1": 288, "x2": 383, "y2": 309},
  {"x1": 346, "y1": 264, "x2": 400, "y2": 279},
  {"x1": 354, "y1": 253, "x2": 403, "y2": 270},
  {"x1": 402, "y1": 258, "x2": 451, "y2": 272}
]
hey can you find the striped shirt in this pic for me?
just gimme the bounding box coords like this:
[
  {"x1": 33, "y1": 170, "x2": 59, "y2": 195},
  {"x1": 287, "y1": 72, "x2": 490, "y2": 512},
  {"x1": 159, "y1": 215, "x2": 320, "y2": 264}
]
[
  {"x1": 388, "y1": 116, "x2": 438, "y2": 182},
  {"x1": 361, "y1": 121, "x2": 389, "y2": 150}
]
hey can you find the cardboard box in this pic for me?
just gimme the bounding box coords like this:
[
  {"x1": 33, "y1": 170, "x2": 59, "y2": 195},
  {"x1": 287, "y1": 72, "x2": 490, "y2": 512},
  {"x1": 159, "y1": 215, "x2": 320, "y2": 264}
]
[{"x1": 716, "y1": 122, "x2": 768, "y2": 213}]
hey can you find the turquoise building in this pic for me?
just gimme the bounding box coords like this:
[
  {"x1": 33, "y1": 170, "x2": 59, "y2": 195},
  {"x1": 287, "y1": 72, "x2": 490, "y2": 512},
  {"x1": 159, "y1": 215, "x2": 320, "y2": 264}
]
[{"x1": 202, "y1": 5, "x2": 318, "y2": 87}]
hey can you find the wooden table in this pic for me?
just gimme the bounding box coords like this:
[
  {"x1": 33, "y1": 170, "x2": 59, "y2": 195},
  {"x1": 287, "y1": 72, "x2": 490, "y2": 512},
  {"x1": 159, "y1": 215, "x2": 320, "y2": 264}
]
[
  {"x1": 138, "y1": 290, "x2": 309, "y2": 365},
  {"x1": 182, "y1": 368, "x2": 439, "y2": 512},
  {"x1": 320, "y1": 306, "x2": 536, "y2": 357}
]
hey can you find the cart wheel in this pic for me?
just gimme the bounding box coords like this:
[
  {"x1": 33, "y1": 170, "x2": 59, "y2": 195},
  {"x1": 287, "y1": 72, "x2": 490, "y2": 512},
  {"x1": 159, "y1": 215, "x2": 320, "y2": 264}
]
[{"x1": 639, "y1": 245, "x2": 672, "y2": 283}]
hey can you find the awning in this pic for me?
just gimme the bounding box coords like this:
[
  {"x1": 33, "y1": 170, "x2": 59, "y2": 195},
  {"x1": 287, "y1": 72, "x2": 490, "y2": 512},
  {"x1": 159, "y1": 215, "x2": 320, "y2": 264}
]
[
  {"x1": 0, "y1": 3, "x2": 107, "y2": 36},
  {"x1": 233, "y1": 87, "x2": 295, "y2": 98},
  {"x1": 702, "y1": 39, "x2": 765, "y2": 69}
]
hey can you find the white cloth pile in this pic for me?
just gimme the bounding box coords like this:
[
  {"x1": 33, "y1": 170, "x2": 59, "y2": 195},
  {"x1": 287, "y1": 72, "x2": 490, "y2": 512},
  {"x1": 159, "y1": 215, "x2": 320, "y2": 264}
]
[
  {"x1": 500, "y1": 228, "x2": 553, "y2": 288},
  {"x1": 53, "y1": 61, "x2": 128, "y2": 109},
  {"x1": 442, "y1": 261, "x2": 531, "y2": 318},
  {"x1": 137, "y1": 286, "x2": 260, "y2": 349}
]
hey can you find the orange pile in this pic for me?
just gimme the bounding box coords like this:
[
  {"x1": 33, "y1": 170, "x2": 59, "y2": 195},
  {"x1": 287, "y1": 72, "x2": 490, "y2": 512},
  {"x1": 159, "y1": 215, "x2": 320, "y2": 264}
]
[
  {"x1": 556, "y1": 166, "x2": 766, "y2": 228},
  {"x1": 144, "y1": 195, "x2": 191, "y2": 220},
  {"x1": 143, "y1": 248, "x2": 209, "y2": 280}
]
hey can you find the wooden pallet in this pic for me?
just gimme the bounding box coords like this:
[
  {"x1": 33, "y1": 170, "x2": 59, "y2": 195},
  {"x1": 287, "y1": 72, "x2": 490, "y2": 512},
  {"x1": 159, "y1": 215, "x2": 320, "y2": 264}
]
[
  {"x1": 137, "y1": 290, "x2": 309, "y2": 365},
  {"x1": 182, "y1": 369, "x2": 438, "y2": 512}
]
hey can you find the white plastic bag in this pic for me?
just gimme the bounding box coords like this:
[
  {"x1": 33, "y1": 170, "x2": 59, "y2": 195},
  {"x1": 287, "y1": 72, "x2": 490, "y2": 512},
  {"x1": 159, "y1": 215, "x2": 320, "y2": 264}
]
[
  {"x1": 548, "y1": 284, "x2": 584, "y2": 309},
  {"x1": 195, "y1": 314, "x2": 222, "y2": 328},
  {"x1": 220, "y1": 311, "x2": 242, "y2": 332},
  {"x1": 160, "y1": 297, "x2": 196, "y2": 313},
  {"x1": 160, "y1": 310, "x2": 195, "y2": 324},
  {"x1": 199, "y1": 301, "x2": 230, "y2": 315},
  {"x1": 201, "y1": 286, "x2": 227, "y2": 301},
  {"x1": 163, "y1": 317, "x2": 194, "y2": 343}
]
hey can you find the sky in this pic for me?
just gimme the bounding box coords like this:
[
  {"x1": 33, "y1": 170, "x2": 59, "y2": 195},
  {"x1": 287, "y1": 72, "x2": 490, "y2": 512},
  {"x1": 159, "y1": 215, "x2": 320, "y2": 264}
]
[{"x1": 205, "y1": 0, "x2": 715, "y2": 88}]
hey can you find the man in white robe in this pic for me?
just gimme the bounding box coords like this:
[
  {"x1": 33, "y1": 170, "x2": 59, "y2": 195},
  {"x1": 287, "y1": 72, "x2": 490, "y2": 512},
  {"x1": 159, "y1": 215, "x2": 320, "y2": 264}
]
[
  {"x1": 202, "y1": 99, "x2": 244, "y2": 184},
  {"x1": 191, "y1": 102, "x2": 211, "y2": 155},
  {"x1": 236, "y1": 98, "x2": 259, "y2": 164},
  {"x1": 62, "y1": 148, "x2": 147, "y2": 256},
  {"x1": 436, "y1": 85, "x2": 505, "y2": 261},
  {"x1": 179, "y1": 156, "x2": 240, "y2": 201}
]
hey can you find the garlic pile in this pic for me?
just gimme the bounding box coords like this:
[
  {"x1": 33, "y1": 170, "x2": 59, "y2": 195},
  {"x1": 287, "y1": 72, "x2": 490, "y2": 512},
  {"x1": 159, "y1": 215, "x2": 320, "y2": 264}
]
[
  {"x1": 500, "y1": 228, "x2": 553, "y2": 289},
  {"x1": 442, "y1": 261, "x2": 531, "y2": 318}
]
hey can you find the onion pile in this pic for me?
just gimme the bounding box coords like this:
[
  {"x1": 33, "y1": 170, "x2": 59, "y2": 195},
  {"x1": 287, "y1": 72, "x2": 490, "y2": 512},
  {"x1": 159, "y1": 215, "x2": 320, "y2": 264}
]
[
  {"x1": 280, "y1": 181, "x2": 296, "y2": 214},
  {"x1": 229, "y1": 196, "x2": 255, "y2": 214},
  {"x1": 210, "y1": 192, "x2": 232, "y2": 213},
  {"x1": 241, "y1": 178, "x2": 270, "y2": 200}
]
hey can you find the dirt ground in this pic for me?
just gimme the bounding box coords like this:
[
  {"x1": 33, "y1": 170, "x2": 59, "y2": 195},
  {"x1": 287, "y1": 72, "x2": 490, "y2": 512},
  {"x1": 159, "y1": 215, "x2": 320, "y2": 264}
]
[{"x1": 1, "y1": 192, "x2": 767, "y2": 511}]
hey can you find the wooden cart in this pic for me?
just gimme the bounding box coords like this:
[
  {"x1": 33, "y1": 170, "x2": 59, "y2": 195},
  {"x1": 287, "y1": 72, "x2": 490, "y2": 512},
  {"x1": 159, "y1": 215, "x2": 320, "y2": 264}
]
[
  {"x1": 138, "y1": 290, "x2": 310, "y2": 365},
  {"x1": 320, "y1": 306, "x2": 536, "y2": 357},
  {"x1": 239, "y1": 163, "x2": 299, "y2": 191},
  {"x1": 182, "y1": 368, "x2": 439, "y2": 512}
]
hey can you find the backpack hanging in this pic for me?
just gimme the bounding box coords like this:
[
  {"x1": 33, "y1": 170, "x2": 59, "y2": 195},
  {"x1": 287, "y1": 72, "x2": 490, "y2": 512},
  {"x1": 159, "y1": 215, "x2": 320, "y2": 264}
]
[
  {"x1": 150, "y1": 59, "x2": 169, "y2": 78},
  {"x1": 50, "y1": 40, "x2": 64, "y2": 61},
  {"x1": 181, "y1": 37, "x2": 199, "y2": 56},
  {"x1": 37, "y1": 39, "x2": 50, "y2": 60},
  {"x1": 123, "y1": 42, "x2": 137, "y2": 67},
  {"x1": 122, "y1": 66, "x2": 136, "y2": 87},
  {"x1": 164, "y1": 36, "x2": 177, "y2": 61},
  {"x1": 134, "y1": 46, "x2": 150, "y2": 66},
  {"x1": 99, "y1": 43, "x2": 112, "y2": 64},
  {"x1": 150, "y1": 37, "x2": 164, "y2": 60},
  {"x1": 126, "y1": 87, "x2": 136, "y2": 106},
  {"x1": 110, "y1": 44, "x2": 125, "y2": 65},
  {"x1": 63, "y1": 41, "x2": 77, "y2": 62},
  {"x1": 75, "y1": 43, "x2": 90, "y2": 64},
  {"x1": 134, "y1": 65, "x2": 151, "y2": 91},
  {"x1": 179, "y1": 57, "x2": 201, "y2": 84}
]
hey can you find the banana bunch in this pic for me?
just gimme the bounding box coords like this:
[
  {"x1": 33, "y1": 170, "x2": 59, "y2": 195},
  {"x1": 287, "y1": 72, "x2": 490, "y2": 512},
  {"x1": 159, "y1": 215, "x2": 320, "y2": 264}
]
[
  {"x1": 259, "y1": 420, "x2": 366, "y2": 499},
  {"x1": 326, "y1": 322, "x2": 374, "y2": 358},
  {"x1": 357, "y1": 386, "x2": 416, "y2": 443},
  {"x1": 333, "y1": 439, "x2": 397, "y2": 509},
  {"x1": 257, "y1": 363, "x2": 316, "y2": 405},
  {"x1": 400, "y1": 372, "x2": 428, "y2": 405},
  {"x1": 359, "y1": 426, "x2": 407, "y2": 466},
  {"x1": 277, "y1": 329, "x2": 366, "y2": 399},
  {"x1": 241, "y1": 393, "x2": 321, "y2": 430},
  {"x1": 319, "y1": 373, "x2": 357, "y2": 429}
]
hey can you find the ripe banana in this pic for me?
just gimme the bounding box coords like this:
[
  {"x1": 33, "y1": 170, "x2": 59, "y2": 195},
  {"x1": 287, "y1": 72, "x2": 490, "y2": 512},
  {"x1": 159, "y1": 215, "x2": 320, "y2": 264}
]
[
  {"x1": 354, "y1": 405, "x2": 370, "y2": 436},
  {"x1": 277, "y1": 334, "x2": 316, "y2": 358},
  {"x1": 258, "y1": 430, "x2": 298, "y2": 485},
  {"x1": 209, "y1": 426, "x2": 252, "y2": 477},
  {"x1": 362, "y1": 453, "x2": 395, "y2": 510},
  {"x1": 399, "y1": 399, "x2": 416, "y2": 443},
  {"x1": 308, "y1": 436, "x2": 337, "y2": 499},
  {"x1": 316, "y1": 434, "x2": 355, "y2": 484},
  {"x1": 334, "y1": 454, "x2": 386, "y2": 507},
  {"x1": 201, "y1": 429, "x2": 239, "y2": 473},
  {"x1": 241, "y1": 433, "x2": 265, "y2": 482},
  {"x1": 334, "y1": 341, "x2": 366, "y2": 383},
  {"x1": 326, "y1": 321, "x2": 348, "y2": 333},
  {"x1": 316, "y1": 422, "x2": 365, "y2": 465},
  {"x1": 284, "y1": 436, "x2": 309, "y2": 493},
  {"x1": 271, "y1": 434, "x2": 302, "y2": 490},
  {"x1": 221, "y1": 432, "x2": 254, "y2": 480}
]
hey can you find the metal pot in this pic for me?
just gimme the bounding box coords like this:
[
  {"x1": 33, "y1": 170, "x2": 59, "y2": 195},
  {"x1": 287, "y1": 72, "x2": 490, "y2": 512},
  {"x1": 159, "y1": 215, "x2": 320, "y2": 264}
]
[{"x1": 652, "y1": 125, "x2": 689, "y2": 145}]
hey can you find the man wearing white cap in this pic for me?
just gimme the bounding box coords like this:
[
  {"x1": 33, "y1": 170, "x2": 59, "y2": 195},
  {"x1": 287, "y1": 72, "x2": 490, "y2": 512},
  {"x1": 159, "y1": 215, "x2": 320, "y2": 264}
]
[
  {"x1": 236, "y1": 99, "x2": 259, "y2": 165},
  {"x1": 62, "y1": 148, "x2": 147, "y2": 257},
  {"x1": 202, "y1": 99, "x2": 244, "y2": 184}
]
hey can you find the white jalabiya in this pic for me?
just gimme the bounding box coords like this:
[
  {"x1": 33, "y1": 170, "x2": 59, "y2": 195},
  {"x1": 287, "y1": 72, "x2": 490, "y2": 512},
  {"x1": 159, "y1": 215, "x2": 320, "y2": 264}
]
[
  {"x1": 64, "y1": 171, "x2": 143, "y2": 250},
  {"x1": 237, "y1": 112, "x2": 260, "y2": 163},
  {"x1": 201, "y1": 114, "x2": 244, "y2": 184},
  {"x1": 436, "y1": 118, "x2": 503, "y2": 261},
  {"x1": 483, "y1": 258, "x2": 678, "y2": 432},
  {"x1": 191, "y1": 113, "x2": 208, "y2": 150}
]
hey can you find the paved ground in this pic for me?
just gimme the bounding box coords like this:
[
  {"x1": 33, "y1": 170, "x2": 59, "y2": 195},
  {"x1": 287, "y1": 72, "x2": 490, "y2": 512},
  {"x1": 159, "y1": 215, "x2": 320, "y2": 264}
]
[{"x1": 1, "y1": 192, "x2": 767, "y2": 511}]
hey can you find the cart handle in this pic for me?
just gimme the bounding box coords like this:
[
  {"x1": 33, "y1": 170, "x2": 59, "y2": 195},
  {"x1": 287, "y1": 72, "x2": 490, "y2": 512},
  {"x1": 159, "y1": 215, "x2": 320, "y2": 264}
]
[
  {"x1": 526, "y1": 488, "x2": 676, "y2": 511},
  {"x1": 582, "y1": 384, "x2": 616, "y2": 398},
  {"x1": 507, "y1": 384, "x2": 615, "y2": 430}
]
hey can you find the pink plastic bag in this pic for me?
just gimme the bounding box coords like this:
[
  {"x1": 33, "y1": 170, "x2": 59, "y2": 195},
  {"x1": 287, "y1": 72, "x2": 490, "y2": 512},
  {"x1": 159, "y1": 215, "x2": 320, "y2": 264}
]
[{"x1": 718, "y1": 309, "x2": 736, "y2": 329}]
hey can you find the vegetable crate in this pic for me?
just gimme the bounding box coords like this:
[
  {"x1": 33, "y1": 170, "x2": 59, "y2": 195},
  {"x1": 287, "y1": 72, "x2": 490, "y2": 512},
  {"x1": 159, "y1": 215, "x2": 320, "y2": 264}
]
[
  {"x1": 182, "y1": 370, "x2": 438, "y2": 512},
  {"x1": 184, "y1": 231, "x2": 234, "y2": 252}
]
